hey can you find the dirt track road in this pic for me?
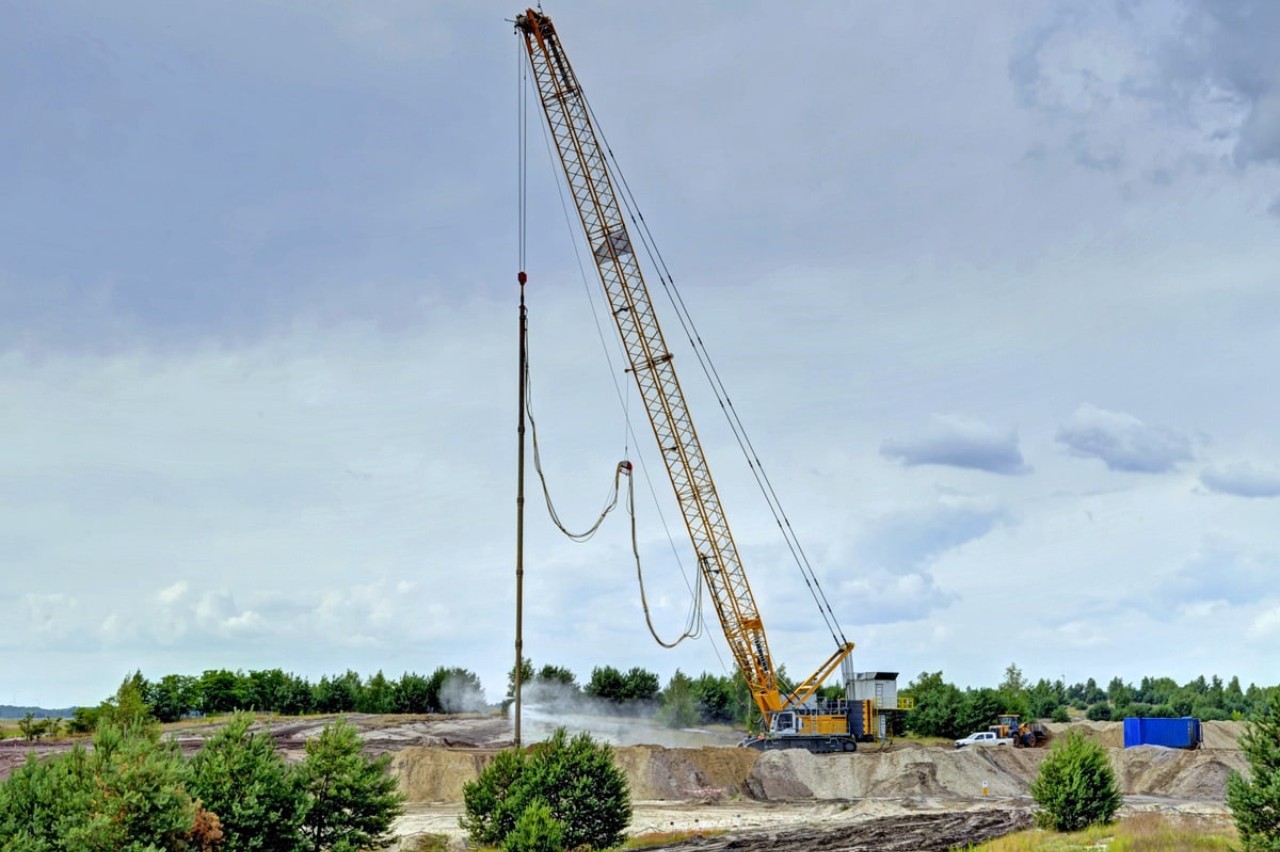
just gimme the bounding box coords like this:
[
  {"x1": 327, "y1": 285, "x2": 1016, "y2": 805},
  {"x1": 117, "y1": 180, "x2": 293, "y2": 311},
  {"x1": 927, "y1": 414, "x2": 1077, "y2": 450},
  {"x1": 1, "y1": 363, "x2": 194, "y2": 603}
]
[{"x1": 642, "y1": 809, "x2": 1035, "y2": 851}]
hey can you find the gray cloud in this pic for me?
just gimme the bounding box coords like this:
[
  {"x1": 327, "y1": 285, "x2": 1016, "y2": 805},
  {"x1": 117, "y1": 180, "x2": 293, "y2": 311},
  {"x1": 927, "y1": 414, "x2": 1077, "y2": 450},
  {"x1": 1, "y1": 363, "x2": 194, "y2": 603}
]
[
  {"x1": 1056, "y1": 404, "x2": 1193, "y2": 472},
  {"x1": 1201, "y1": 462, "x2": 1280, "y2": 498},
  {"x1": 1009, "y1": 1, "x2": 1280, "y2": 179},
  {"x1": 880, "y1": 415, "x2": 1029, "y2": 475},
  {"x1": 1169, "y1": 2, "x2": 1280, "y2": 168}
]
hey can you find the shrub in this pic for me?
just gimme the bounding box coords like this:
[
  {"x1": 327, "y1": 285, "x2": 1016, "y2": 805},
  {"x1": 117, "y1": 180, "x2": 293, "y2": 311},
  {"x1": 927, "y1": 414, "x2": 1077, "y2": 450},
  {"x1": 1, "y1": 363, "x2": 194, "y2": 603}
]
[
  {"x1": 503, "y1": 800, "x2": 565, "y2": 852},
  {"x1": 1030, "y1": 731, "x2": 1122, "y2": 831},
  {"x1": 1086, "y1": 701, "x2": 1113, "y2": 721},
  {"x1": 1051, "y1": 705, "x2": 1071, "y2": 723},
  {"x1": 1227, "y1": 690, "x2": 1280, "y2": 850},
  {"x1": 462, "y1": 728, "x2": 631, "y2": 850}
]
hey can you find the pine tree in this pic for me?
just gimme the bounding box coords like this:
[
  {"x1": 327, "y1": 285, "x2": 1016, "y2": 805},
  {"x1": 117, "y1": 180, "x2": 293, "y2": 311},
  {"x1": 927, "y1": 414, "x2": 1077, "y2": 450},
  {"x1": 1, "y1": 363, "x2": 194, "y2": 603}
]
[
  {"x1": 1030, "y1": 731, "x2": 1122, "y2": 832},
  {"x1": 1227, "y1": 690, "x2": 1280, "y2": 850}
]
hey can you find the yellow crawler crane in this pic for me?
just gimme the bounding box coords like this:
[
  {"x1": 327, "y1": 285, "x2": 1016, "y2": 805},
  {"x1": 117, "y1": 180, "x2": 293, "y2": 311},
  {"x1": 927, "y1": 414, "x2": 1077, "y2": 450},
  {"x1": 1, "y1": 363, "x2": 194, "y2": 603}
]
[{"x1": 516, "y1": 9, "x2": 910, "y2": 752}]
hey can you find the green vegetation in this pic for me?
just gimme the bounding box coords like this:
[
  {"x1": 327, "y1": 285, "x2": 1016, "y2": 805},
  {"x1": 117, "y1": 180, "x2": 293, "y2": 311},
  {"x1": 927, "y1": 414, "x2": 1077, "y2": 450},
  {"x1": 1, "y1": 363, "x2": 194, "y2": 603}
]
[
  {"x1": 37, "y1": 660, "x2": 1280, "y2": 742},
  {"x1": 461, "y1": 727, "x2": 631, "y2": 851},
  {"x1": 297, "y1": 718, "x2": 405, "y2": 852},
  {"x1": 0, "y1": 685, "x2": 404, "y2": 850},
  {"x1": 903, "y1": 665, "x2": 1280, "y2": 739},
  {"x1": 1227, "y1": 689, "x2": 1280, "y2": 850},
  {"x1": 1030, "y1": 731, "x2": 1123, "y2": 832}
]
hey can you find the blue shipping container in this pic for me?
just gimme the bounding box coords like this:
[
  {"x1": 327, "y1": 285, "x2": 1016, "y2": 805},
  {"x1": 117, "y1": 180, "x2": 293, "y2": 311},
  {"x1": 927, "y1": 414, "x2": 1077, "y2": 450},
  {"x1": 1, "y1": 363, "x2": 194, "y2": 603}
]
[{"x1": 1123, "y1": 717, "x2": 1202, "y2": 749}]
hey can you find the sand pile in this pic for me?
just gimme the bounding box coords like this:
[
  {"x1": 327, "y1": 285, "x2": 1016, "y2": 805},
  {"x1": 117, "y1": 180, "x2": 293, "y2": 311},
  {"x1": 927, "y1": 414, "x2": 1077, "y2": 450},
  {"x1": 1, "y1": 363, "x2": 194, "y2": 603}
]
[
  {"x1": 1116, "y1": 745, "x2": 1247, "y2": 799},
  {"x1": 1202, "y1": 721, "x2": 1245, "y2": 750},
  {"x1": 390, "y1": 732, "x2": 1247, "y2": 805},
  {"x1": 614, "y1": 745, "x2": 759, "y2": 800},
  {"x1": 391, "y1": 748, "x2": 491, "y2": 803},
  {"x1": 1044, "y1": 721, "x2": 1124, "y2": 748},
  {"x1": 745, "y1": 747, "x2": 1044, "y2": 800}
]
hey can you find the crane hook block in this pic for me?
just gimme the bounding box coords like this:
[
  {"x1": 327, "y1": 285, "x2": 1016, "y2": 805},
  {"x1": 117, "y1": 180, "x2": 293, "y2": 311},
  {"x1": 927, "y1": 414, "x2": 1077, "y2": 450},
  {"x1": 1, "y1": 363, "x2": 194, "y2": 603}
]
[
  {"x1": 620, "y1": 460, "x2": 633, "y2": 472},
  {"x1": 518, "y1": 271, "x2": 528, "y2": 285}
]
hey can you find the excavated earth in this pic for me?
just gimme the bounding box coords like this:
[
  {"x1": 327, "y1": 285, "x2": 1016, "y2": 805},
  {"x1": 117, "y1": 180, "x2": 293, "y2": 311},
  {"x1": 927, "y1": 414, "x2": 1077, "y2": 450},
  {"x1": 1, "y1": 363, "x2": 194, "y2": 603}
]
[{"x1": 0, "y1": 716, "x2": 1248, "y2": 850}]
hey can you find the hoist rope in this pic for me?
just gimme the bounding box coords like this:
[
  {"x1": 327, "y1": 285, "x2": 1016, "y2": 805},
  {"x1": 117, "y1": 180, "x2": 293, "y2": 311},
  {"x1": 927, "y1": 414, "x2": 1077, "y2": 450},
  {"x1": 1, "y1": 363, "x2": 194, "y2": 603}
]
[{"x1": 584, "y1": 97, "x2": 849, "y2": 649}]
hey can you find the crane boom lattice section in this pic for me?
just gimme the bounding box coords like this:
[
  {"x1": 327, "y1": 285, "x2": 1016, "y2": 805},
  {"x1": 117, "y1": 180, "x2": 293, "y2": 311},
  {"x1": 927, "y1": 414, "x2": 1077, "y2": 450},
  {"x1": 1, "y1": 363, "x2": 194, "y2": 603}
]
[{"x1": 517, "y1": 10, "x2": 785, "y2": 713}]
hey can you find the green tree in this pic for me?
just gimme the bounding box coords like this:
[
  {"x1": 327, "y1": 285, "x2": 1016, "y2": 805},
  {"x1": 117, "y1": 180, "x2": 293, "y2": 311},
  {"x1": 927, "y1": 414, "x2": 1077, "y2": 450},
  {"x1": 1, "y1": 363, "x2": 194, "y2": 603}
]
[
  {"x1": 360, "y1": 671, "x2": 396, "y2": 714},
  {"x1": 657, "y1": 670, "x2": 698, "y2": 728},
  {"x1": 690, "y1": 673, "x2": 736, "y2": 724},
  {"x1": 393, "y1": 672, "x2": 433, "y2": 713},
  {"x1": 198, "y1": 668, "x2": 243, "y2": 714},
  {"x1": 903, "y1": 671, "x2": 967, "y2": 739},
  {"x1": 152, "y1": 673, "x2": 198, "y2": 723},
  {"x1": 1030, "y1": 731, "x2": 1122, "y2": 832},
  {"x1": 462, "y1": 728, "x2": 631, "y2": 851},
  {"x1": 99, "y1": 671, "x2": 155, "y2": 728},
  {"x1": 584, "y1": 666, "x2": 627, "y2": 702},
  {"x1": 535, "y1": 665, "x2": 578, "y2": 690},
  {"x1": 508, "y1": 657, "x2": 535, "y2": 700},
  {"x1": 503, "y1": 800, "x2": 565, "y2": 852},
  {"x1": 187, "y1": 711, "x2": 304, "y2": 850},
  {"x1": 16, "y1": 712, "x2": 41, "y2": 743},
  {"x1": 1227, "y1": 689, "x2": 1280, "y2": 850},
  {"x1": 0, "y1": 721, "x2": 219, "y2": 850},
  {"x1": 1086, "y1": 701, "x2": 1113, "y2": 721},
  {"x1": 1000, "y1": 663, "x2": 1026, "y2": 695},
  {"x1": 297, "y1": 718, "x2": 404, "y2": 852}
]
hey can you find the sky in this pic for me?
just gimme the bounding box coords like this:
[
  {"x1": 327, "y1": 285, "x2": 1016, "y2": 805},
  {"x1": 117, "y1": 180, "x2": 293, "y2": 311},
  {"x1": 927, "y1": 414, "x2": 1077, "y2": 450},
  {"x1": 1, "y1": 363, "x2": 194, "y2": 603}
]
[{"x1": 2, "y1": 0, "x2": 1278, "y2": 709}]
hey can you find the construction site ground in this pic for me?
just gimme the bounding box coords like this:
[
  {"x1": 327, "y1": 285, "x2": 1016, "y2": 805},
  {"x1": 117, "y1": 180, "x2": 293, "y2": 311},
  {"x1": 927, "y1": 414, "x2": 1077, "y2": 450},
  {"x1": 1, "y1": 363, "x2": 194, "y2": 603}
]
[{"x1": 0, "y1": 714, "x2": 1245, "y2": 850}]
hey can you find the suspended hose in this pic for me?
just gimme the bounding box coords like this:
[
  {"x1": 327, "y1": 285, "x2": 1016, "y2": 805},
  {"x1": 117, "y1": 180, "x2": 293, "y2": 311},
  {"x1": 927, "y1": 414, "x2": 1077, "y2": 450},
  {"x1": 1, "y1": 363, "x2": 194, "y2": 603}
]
[{"x1": 623, "y1": 462, "x2": 702, "y2": 648}]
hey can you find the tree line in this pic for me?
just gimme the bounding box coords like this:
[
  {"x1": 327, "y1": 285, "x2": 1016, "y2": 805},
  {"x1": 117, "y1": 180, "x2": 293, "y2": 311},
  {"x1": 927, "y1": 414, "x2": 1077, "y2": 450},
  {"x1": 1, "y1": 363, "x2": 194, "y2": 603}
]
[
  {"x1": 47, "y1": 662, "x2": 1280, "y2": 741},
  {"x1": 903, "y1": 664, "x2": 1280, "y2": 740}
]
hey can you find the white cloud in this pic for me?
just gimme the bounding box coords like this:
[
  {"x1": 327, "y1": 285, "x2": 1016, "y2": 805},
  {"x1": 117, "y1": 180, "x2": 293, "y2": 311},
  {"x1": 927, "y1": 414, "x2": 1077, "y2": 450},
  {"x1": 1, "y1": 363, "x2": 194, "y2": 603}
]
[{"x1": 1056, "y1": 404, "x2": 1193, "y2": 472}]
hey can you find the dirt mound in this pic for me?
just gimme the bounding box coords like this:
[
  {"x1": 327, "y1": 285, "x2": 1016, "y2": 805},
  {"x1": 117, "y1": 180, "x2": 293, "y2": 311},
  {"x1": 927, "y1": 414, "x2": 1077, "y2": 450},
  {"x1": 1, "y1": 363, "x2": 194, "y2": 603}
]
[
  {"x1": 1116, "y1": 745, "x2": 1247, "y2": 799},
  {"x1": 388, "y1": 735, "x2": 1248, "y2": 805},
  {"x1": 1202, "y1": 721, "x2": 1245, "y2": 750},
  {"x1": 745, "y1": 747, "x2": 1046, "y2": 801},
  {"x1": 614, "y1": 746, "x2": 759, "y2": 800},
  {"x1": 1046, "y1": 719, "x2": 1246, "y2": 752},
  {"x1": 642, "y1": 808, "x2": 1033, "y2": 851},
  {"x1": 391, "y1": 748, "x2": 492, "y2": 803},
  {"x1": 391, "y1": 744, "x2": 759, "y2": 804},
  {"x1": 1044, "y1": 720, "x2": 1124, "y2": 748}
]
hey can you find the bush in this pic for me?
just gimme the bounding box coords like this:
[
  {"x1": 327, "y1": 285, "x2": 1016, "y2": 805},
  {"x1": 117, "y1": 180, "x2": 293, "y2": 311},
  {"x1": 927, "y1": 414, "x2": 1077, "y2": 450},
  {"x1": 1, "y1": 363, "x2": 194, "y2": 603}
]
[
  {"x1": 1227, "y1": 690, "x2": 1280, "y2": 850},
  {"x1": 1085, "y1": 701, "x2": 1113, "y2": 721},
  {"x1": 1030, "y1": 731, "x2": 1122, "y2": 832},
  {"x1": 462, "y1": 728, "x2": 631, "y2": 850},
  {"x1": 1051, "y1": 705, "x2": 1071, "y2": 723},
  {"x1": 503, "y1": 800, "x2": 565, "y2": 852}
]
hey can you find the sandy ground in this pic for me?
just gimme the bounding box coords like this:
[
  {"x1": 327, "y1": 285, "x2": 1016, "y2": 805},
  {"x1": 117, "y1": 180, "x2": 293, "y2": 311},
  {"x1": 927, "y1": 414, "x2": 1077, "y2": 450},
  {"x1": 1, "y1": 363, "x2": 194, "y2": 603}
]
[{"x1": 0, "y1": 714, "x2": 1247, "y2": 851}]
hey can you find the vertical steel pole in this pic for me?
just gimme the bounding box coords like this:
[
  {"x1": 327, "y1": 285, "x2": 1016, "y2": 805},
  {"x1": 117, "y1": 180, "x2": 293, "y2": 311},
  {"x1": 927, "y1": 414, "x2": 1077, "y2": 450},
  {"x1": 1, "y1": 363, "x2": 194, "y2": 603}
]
[{"x1": 514, "y1": 271, "x2": 528, "y2": 749}]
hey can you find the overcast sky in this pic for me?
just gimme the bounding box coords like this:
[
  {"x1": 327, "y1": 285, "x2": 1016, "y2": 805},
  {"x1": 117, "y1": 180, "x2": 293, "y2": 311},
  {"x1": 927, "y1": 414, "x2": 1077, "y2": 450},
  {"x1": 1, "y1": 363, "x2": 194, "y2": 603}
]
[{"x1": 3, "y1": 1, "x2": 1279, "y2": 709}]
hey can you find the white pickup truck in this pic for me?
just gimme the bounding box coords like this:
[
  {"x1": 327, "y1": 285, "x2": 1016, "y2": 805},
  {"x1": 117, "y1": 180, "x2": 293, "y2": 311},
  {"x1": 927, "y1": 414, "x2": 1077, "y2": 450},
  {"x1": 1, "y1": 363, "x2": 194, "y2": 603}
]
[{"x1": 954, "y1": 731, "x2": 1012, "y2": 748}]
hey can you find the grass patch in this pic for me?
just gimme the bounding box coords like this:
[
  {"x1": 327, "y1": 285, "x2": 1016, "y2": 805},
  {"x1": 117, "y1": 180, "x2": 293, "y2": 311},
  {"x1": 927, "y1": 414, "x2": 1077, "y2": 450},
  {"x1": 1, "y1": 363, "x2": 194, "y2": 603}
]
[
  {"x1": 974, "y1": 812, "x2": 1236, "y2": 850},
  {"x1": 625, "y1": 828, "x2": 728, "y2": 848}
]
